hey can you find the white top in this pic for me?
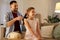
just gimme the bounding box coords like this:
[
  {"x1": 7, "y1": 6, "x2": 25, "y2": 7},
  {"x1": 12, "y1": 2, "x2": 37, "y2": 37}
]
[{"x1": 25, "y1": 18, "x2": 39, "y2": 40}]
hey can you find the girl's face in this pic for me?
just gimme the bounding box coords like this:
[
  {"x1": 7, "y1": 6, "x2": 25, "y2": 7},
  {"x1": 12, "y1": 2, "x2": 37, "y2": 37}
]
[{"x1": 28, "y1": 9, "x2": 35, "y2": 18}]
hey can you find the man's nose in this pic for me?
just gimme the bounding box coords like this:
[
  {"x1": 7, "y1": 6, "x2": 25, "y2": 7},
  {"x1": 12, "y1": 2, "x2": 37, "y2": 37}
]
[
  {"x1": 16, "y1": 6, "x2": 18, "y2": 8},
  {"x1": 16, "y1": 7, "x2": 18, "y2": 9}
]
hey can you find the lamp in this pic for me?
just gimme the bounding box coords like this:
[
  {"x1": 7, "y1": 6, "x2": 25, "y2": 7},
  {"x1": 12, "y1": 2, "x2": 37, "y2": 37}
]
[{"x1": 55, "y1": 2, "x2": 60, "y2": 13}]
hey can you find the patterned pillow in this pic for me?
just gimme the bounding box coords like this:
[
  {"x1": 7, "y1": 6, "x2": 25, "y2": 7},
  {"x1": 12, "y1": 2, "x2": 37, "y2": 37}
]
[{"x1": 7, "y1": 32, "x2": 21, "y2": 40}]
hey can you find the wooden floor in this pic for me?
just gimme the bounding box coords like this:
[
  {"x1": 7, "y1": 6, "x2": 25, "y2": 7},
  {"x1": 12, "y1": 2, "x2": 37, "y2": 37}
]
[
  {"x1": 1, "y1": 38, "x2": 60, "y2": 40},
  {"x1": 42, "y1": 38, "x2": 56, "y2": 40},
  {"x1": 42, "y1": 38, "x2": 60, "y2": 40}
]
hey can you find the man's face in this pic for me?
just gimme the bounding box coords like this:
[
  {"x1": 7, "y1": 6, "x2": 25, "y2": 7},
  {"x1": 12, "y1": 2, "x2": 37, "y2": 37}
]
[{"x1": 10, "y1": 3, "x2": 18, "y2": 12}]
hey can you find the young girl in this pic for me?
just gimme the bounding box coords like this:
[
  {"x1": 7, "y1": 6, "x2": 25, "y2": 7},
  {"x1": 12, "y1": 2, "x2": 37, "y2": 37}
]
[{"x1": 24, "y1": 7, "x2": 41, "y2": 40}]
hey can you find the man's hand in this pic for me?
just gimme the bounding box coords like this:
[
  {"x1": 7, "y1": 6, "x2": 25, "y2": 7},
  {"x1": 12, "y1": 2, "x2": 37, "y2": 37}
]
[
  {"x1": 15, "y1": 16, "x2": 23, "y2": 21},
  {"x1": 7, "y1": 16, "x2": 23, "y2": 27}
]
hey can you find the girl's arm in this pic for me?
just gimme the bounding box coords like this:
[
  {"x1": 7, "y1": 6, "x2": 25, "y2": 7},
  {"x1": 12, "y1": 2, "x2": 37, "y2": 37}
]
[
  {"x1": 37, "y1": 22, "x2": 41, "y2": 37},
  {"x1": 24, "y1": 19, "x2": 37, "y2": 37},
  {"x1": 36, "y1": 19, "x2": 41, "y2": 38}
]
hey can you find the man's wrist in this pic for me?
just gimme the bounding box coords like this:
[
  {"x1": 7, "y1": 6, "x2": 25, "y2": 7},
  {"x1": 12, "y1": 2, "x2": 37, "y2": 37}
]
[{"x1": 13, "y1": 18, "x2": 17, "y2": 21}]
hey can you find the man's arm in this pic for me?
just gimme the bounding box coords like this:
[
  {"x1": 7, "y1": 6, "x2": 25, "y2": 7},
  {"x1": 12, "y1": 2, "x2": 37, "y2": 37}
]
[
  {"x1": 6, "y1": 18, "x2": 16, "y2": 27},
  {"x1": 7, "y1": 16, "x2": 23, "y2": 27},
  {"x1": 6, "y1": 13, "x2": 23, "y2": 27}
]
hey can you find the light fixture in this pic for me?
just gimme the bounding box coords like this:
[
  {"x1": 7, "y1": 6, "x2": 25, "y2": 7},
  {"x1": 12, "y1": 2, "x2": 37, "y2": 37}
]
[{"x1": 55, "y1": 2, "x2": 60, "y2": 13}]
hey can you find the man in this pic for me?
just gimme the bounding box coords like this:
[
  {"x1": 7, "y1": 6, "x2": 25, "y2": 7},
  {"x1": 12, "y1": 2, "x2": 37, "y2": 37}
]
[{"x1": 5, "y1": 1, "x2": 23, "y2": 37}]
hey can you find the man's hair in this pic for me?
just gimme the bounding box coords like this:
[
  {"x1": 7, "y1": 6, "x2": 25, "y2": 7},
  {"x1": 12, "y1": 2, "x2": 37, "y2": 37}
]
[{"x1": 10, "y1": 1, "x2": 17, "y2": 5}]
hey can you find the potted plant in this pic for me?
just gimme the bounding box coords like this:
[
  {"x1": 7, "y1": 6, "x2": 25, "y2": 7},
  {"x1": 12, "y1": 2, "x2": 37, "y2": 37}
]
[{"x1": 44, "y1": 15, "x2": 60, "y2": 23}]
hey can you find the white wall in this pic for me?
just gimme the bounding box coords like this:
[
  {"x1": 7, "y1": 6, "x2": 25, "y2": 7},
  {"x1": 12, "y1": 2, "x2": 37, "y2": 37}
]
[
  {"x1": 0, "y1": 0, "x2": 60, "y2": 24},
  {"x1": 15, "y1": 0, "x2": 24, "y2": 15},
  {"x1": 22, "y1": 0, "x2": 60, "y2": 23},
  {"x1": 0, "y1": 0, "x2": 23, "y2": 24},
  {"x1": 0, "y1": 0, "x2": 11, "y2": 24},
  {"x1": 22, "y1": 0, "x2": 56, "y2": 23},
  {"x1": 55, "y1": 0, "x2": 60, "y2": 2}
]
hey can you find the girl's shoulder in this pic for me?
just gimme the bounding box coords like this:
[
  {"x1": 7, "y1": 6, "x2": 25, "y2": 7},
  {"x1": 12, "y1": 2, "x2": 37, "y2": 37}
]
[
  {"x1": 24, "y1": 18, "x2": 39, "y2": 22},
  {"x1": 24, "y1": 19, "x2": 27, "y2": 21},
  {"x1": 24, "y1": 18, "x2": 29, "y2": 22}
]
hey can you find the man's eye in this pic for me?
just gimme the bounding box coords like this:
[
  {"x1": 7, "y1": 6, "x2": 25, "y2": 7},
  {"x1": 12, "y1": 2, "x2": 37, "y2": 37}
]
[{"x1": 32, "y1": 11, "x2": 35, "y2": 13}]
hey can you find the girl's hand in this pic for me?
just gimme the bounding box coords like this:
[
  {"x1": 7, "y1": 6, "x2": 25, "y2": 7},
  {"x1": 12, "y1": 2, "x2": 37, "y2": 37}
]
[
  {"x1": 37, "y1": 35, "x2": 42, "y2": 40},
  {"x1": 38, "y1": 38, "x2": 42, "y2": 40}
]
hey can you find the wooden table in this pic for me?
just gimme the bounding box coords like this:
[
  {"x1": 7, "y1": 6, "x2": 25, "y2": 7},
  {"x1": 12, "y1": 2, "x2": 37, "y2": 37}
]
[{"x1": 0, "y1": 25, "x2": 5, "y2": 40}]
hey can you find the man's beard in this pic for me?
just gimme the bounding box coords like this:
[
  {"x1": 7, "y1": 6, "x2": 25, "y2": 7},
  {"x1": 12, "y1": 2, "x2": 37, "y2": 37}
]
[{"x1": 14, "y1": 9, "x2": 18, "y2": 12}]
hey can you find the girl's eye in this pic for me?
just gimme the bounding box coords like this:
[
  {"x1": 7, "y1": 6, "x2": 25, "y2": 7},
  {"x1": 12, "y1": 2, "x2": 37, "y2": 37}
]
[{"x1": 32, "y1": 11, "x2": 35, "y2": 13}]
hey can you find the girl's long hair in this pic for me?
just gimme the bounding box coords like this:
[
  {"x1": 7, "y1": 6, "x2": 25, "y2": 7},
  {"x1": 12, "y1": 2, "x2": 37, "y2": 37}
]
[{"x1": 25, "y1": 7, "x2": 35, "y2": 18}]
